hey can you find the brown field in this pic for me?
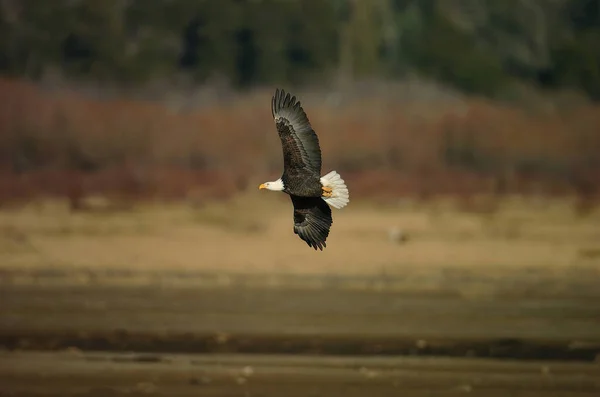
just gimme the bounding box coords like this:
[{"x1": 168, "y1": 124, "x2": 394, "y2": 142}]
[
  {"x1": 2, "y1": 351, "x2": 599, "y2": 397},
  {"x1": 1, "y1": 194, "x2": 599, "y2": 275},
  {"x1": 1, "y1": 77, "x2": 600, "y2": 395},
  {"x1": 1, "y1": 196, "x2": 600, "y2": 396}
]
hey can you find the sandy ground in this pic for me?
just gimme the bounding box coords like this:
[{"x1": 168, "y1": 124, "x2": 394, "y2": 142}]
[
  {"x1": 1, "y1": 194, "x2": 599, "y2": 276},
  {"x1": 2, "y1": 282, "x2": 600, "y2": 396},
  {"x1": 2, "y1": 351, "x2": 599, "y2": 397},
  {"x1": 1, "y1": 196, "x2": 599, "y2": 396}
]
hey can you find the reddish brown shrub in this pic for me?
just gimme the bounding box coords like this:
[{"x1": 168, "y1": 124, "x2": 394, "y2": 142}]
[{"x1": 0, "y1": 77, "x2": 598, "y2": 207}]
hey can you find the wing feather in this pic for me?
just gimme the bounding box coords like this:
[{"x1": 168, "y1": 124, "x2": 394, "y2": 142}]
[
  {"x1": 272, "y1": 88, "x2": 322, "y2": 174},
  {"x1": 290, "y1": 195, "x2": 332, "y2": 251}
]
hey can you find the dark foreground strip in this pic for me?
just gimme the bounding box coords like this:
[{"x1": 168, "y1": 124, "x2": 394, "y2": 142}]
[{"x1": 1, "y1": 330, "x2": 598, "y2": 362}]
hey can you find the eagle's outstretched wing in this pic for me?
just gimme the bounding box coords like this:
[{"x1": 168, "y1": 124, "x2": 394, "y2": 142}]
[
  {"x1": 272, "y1": 88, "x2": 322, "y2": 175},
  {"x1": 290, "y1": 195, "x2": 332, "y2": 250}
]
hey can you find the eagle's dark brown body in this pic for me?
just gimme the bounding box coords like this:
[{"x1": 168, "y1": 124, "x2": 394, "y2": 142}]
[{"x1": 263, "y1": 88, "x2": 348, "y2": 250}]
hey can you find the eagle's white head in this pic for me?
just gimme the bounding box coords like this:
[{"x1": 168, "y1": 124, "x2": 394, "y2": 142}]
[{"x1": 259, "y1": 178, "x2": 284, "y2": 191}]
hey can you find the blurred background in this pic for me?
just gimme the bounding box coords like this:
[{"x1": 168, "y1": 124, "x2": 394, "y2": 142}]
[{"x1": 1, "y1": 1, "x2": 600, "y2": 396}]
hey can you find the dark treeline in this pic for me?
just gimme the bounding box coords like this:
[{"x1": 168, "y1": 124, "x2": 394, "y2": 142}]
[{"x1": 1, "y1": 0, "x2": 599, "y2": 99}]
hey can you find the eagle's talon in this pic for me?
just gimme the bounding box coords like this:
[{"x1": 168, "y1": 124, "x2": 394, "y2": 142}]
[{"x1": 322, "y1": 186, "x2": 333, "y2": 197}]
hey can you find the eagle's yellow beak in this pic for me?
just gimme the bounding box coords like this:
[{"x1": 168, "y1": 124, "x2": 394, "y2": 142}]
[{"x1": 259, "y1": 183, "x2": 267, "y2": 190}]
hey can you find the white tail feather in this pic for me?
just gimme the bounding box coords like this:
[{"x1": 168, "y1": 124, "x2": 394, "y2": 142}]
[{"x1": 320, "y1": 170, "x2": 349, "y2": 209}]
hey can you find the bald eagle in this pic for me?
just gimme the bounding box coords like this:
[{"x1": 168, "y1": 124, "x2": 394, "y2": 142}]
[{"x1": 259, "y1": 88, "x2": 349, "y2": 250}]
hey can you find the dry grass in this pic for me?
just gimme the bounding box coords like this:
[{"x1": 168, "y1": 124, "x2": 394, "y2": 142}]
[{"x1": 1, "y1": 194, "x2": 598, "y2": 278}]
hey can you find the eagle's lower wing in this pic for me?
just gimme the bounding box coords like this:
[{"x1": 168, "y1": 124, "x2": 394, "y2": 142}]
[
  {"x1": 290, "y1": 196, "x2": 332, "y2": 250},
  {"x1": 272, "y1": 88, "x2": 322, "y2": 175}
]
